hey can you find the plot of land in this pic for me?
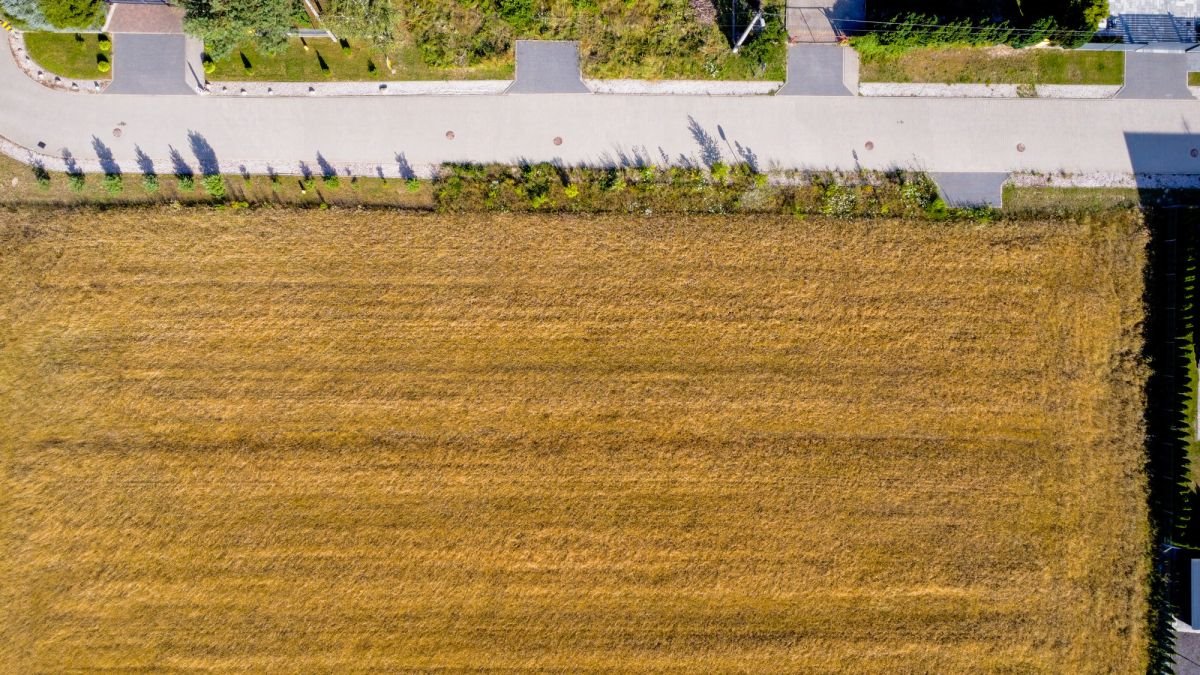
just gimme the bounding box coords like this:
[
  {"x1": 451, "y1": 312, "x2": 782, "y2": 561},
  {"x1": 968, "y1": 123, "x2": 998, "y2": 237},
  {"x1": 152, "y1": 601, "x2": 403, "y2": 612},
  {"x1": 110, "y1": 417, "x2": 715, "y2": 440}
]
[
  {"x1": 859, "y1": 46, "x2": 1124, "y2": 85},
  {"x1": 0, "y1": 210, "x2": 1150, "y2": 671},
  {"x1": 22, "y1": 32, "x2": 111, "y2": 80}
]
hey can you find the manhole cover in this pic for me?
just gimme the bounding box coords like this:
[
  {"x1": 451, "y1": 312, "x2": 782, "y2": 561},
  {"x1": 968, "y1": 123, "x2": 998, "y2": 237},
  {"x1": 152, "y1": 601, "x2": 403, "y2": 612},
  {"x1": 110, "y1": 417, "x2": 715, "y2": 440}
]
[
  {"x1": 1016, "y1": 143, "x2": 1026, "y2": 153},
  {"x1": 112, "y1": 128, "x2": 122, "y2": 138},
  {"x1": 445, "y1": 131, "x2": 455, "y2": 140},
  {"x1": 864, "y1": 141, "x2": 874, "y2": 151},
  {"x1": 553, "y1": 137, "x2": 563, "y2": 146}
]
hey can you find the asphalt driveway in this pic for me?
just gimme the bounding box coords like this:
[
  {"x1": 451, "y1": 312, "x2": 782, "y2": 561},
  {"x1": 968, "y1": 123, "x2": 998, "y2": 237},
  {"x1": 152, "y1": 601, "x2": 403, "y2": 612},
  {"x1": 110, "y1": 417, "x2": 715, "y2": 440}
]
[{"x1": 107, "y1": 34, "x2": 194, "y2": 95}]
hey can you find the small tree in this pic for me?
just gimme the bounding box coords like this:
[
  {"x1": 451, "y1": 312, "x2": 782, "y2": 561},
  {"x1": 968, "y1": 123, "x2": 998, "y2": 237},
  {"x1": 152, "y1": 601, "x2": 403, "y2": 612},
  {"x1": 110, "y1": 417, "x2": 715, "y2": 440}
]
[{"x1": 203, "y1": 174, "x2": 226, "y2": 199}]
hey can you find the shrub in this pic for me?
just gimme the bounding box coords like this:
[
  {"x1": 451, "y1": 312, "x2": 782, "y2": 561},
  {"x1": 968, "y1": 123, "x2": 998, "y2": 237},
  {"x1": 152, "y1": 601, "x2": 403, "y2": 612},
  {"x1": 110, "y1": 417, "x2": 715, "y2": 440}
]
[
  {"x1": 96, "y1": 57, "x2": 109, "y2": 73},
  {"x1": 101, "y1": 173, "x2": 122, "y2": 195},
  {"x1": 40, "y1": 0, "x2": 103, "y2": 28},
  {"x1": 322, "y1": 174, "x2": 340, "y2": 189},
  {"x1": 179, "y1": 0, "x2": 293, "y2": 60},
  {"x1": 178, "y1": 175, "x2": 195, "y2": 191},
  {"x1": 142, "y1": 174, "x2": 160, "y2": 193},
  {"x1": 31, "y1": 164, "x2": 50, "y2": 189},
  {"x1": 97, "y1": 35, "x2": 109, "y2": 52},
  {"x1": 564, "y1": 185, "x2": 580, "y2": 200},
  {"x1": 405, "y1": 178, "x2": 421, "y2": 193},
  {"x1": 203, "y1": 175, "x2": 226, "y2": 199},
  {"x1": 203, "y1": 58, "x2": 216, "y2": 74},
  {"x1": 301, "y1": 176, "x2": 316, "y2": 192},
  {"x1": 820, "y1": 184, "x2": 857, "y2": 218},
  {"x1": 67, "y1": 172, "x2": 84, "y2": 192}
]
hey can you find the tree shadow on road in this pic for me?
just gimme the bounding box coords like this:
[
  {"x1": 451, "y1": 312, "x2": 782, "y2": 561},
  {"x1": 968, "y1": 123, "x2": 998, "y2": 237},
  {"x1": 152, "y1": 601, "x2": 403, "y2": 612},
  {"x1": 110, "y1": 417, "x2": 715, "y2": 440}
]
[
  {"x1": 188, "y1": 130, "x2": 219, "y2": 177},
  {"x1": 91, "y1": 136, "x2": 120, "y2": 177}
]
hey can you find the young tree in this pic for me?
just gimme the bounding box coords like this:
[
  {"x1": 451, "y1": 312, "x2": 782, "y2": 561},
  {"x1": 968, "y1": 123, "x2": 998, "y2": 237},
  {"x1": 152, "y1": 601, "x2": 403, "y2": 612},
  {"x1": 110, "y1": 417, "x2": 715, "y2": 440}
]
[
  {"x1": 178, "y1": 0, "x2": 295, "y2": 60},
  {"x1": 323, "y1": 0, "x2": 393, "y2": 50}
]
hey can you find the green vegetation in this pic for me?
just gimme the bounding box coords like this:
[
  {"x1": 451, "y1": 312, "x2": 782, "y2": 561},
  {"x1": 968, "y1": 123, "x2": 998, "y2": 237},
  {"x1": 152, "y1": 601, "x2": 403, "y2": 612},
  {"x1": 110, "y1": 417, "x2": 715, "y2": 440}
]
[
  {"x1": 189, "y1": 0, "x2": 786, "y2": 81},
  {"x1": 859, "y1": 46, "x2": 1123, "y2": 85},
  {"x1": 864, "y1": 0, "x2": 1108, "y2": 49},
  {"x1": 23, "y1": 32, "x2": 111, "y2": 80},
  {"x1": 434, "y1": 163, "x2": 950, "y2": 218},
  {"x1": 179, "y1": 0, "x2": 294, "y2": 60},
  {"x1": 1, "y1": 0, "x2": 103, "y2": 28},
  {"x1": 392, "y1": 0, "x2": 786, "y2": 79},
  {"x1": 1190, "y1": 72, "x2": 1200, "y2": 87},
  {"x1": 207, "y1": 38, "x2": 513, "y2": 81}
]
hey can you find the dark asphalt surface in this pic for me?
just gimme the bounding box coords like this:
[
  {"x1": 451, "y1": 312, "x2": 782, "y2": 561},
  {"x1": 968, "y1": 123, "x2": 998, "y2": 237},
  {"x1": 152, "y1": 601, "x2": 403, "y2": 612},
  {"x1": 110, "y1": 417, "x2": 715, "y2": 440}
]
[
  {"x1": 777, "y1": 45, "x2": 852, "y2": 96},
  {"x1": 107, "y1": 34, "x2": 193, "y2": 95},
  {"x1": 508, "y1": 41, "x2": 588, "y2": 95},
  {"x1": 1118, "y1": 51, "x2": 1193, "y2": 100}
]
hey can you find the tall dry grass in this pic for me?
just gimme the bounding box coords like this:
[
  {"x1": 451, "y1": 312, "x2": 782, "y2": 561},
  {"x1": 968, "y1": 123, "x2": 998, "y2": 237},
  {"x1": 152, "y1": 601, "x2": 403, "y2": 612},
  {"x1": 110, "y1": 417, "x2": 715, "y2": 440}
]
[{"x1": 0, "y1": 208, "x2": 1149, "y2": 672}]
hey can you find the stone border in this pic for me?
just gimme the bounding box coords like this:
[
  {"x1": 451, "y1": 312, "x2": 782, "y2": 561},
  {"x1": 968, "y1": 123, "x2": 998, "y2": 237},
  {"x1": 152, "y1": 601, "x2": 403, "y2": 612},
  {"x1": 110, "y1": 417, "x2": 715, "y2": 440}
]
[
  {"x1": 6, "y1": 30, "x2": 109, "y2": 94},
  {"x1": 205, "y1": 79, "x2": 512, "y2": 97},
  {"x1": 584, "y1": 79, "x2": 781, "y2": 95},
  {"x1": 1009, "y1": 171, "x2": 1200, "y2": 189},
  {"x1": 859, "y1": 83, "x2": 1121, "y2": 99}
]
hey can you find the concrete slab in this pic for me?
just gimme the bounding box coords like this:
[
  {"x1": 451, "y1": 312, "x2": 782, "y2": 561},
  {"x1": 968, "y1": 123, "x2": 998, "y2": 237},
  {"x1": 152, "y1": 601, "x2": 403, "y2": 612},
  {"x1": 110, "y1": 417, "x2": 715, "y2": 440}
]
[
  {"x1": 1177, "y1": 628, "x2": 1200, "y2": 674},
  {"x1": 508, "y1": 41, "x2": 588, "y2": 95},
  {"x1": 930, "y1": 173, "x2": 1009, "y2": 208},
  {"x1": 777, "y1": 44, "x2": 853, "y2": 96},
  {"x1": 1117, "y1": 51, "x2": 1194, "y2": 99},
  {"x1": 107, "y1": 34, "x2": 193, "y2": 95},
  {"x1": 105, "y1": 3, "x2": 184, "y2": 34}
]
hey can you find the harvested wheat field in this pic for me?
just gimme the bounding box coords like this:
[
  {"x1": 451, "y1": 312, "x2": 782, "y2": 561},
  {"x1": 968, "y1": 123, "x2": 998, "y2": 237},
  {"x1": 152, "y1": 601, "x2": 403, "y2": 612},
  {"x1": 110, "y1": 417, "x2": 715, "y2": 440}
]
[{"x1": 0, "y1": 208, "x2": 1150, "y2": 672}]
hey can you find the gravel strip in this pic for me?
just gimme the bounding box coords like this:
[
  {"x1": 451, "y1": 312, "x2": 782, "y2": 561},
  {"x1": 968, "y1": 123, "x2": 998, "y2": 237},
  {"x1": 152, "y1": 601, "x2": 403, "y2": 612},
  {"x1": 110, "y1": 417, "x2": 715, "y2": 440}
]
[
  {"x1": 860, "y1": 83, "x2": 1120, "y2": 99},
  {"x1": 206, "y1": 80, "x2": 512, "y2": 97},
  {"x1": 585, "y1": 79, "x2": 781, "y2": 95},
  {"x1": 6, "y1": 30, "x2": 109, "y2": 94},
  {"x1": 1009, "y1": 171, "x2": 1200, "y2": 189}
]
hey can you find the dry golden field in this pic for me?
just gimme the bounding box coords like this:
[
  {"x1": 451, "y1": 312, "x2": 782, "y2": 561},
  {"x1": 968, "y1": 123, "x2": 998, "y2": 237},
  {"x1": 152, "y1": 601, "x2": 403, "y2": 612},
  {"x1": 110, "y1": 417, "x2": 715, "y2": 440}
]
[{"x1": 0, "y1": 208, "x2": 1150, "y2": 672}]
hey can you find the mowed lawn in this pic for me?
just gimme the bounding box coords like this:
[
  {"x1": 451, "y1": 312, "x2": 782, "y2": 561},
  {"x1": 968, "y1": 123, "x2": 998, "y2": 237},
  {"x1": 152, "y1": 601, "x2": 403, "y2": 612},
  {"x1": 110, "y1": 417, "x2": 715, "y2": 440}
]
[
  {"x1": 859, "y1": 46, "x2": 1124, "y2": 85},
  {"x1": 0, "y1": 210, "x2": 1150, "y2": 671}
]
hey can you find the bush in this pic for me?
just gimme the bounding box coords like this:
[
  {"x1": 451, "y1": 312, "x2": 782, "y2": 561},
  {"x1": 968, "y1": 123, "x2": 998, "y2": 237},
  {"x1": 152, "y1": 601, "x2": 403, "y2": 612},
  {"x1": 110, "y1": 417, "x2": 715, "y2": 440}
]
[
  {"x1": 67, "y1": 172, "x2": 84, "y2": 192},
  {"x1": 177, "y1": 175, "x2": 195, "y2": 191},
  {"x1": 322, "y1": 174, "x2": 340, "y2": 189},
  {"x1": 405, "y1": 178, "x2": 422, "y2": 193},
  {"x1": 142, "y1": 174, "x2": 160, "y2": 193},
  {"x1": 203, "y1": 175, "x2": 226, "y2": 199},
  {"x1": 96, "y1": 56, "x2": 109, "y2": 73},
  {"x1": 179, "y1": 0, "x2": 293, "y2": 60},
  {"x1": 97, "y1": 35, "x2": 109, "y2": 52},
  {"x1": 203, "y1": 58, "x2": 216, "y2": 74},
  {"x1": 39, "y1": 0, "x2": 103, "y2": 28},
  {"x1": 31, "y1": 164, "x2": 50, "y2": 189},
  {"x1": 101, "y1": 173, "x2": 122, "y2": 195}
]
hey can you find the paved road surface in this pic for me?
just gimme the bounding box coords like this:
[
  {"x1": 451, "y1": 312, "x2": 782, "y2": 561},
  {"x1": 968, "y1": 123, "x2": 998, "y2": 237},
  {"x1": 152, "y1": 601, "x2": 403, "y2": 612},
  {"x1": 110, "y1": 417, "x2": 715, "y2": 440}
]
[{"x1": 3, "y1": 40, "x2": 1200, "y2": 179}]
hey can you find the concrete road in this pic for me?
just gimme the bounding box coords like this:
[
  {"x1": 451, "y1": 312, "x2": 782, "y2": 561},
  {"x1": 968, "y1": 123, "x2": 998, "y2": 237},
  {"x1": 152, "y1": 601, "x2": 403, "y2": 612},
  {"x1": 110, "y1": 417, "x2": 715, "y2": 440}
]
[{"x1": 3, "y1": 40, "x2": 1200, "y2": 179}]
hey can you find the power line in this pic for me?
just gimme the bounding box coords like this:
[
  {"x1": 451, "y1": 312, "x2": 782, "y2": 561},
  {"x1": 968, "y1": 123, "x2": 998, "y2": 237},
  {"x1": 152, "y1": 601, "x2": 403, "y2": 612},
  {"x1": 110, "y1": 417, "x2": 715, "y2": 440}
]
[{"x1": 823, "y1": 16, "x2": 1102, "y2": 37}]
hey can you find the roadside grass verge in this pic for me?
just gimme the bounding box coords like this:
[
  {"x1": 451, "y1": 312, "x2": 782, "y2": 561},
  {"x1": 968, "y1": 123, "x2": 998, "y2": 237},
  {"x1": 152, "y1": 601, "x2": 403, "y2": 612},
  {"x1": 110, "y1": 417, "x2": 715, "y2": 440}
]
[
  {"x1": 207, "y1": 38, "x2": 514, "y2": 82},
  {"x1": 23, "y1": 32, "x2": 111, "y2": 80},
  {"x1": 858, "y1": 45, "x2": 1124, "y2": 85},
  {"x1": 0, "y1": 155, "x2": 433, "y2": 208}
]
